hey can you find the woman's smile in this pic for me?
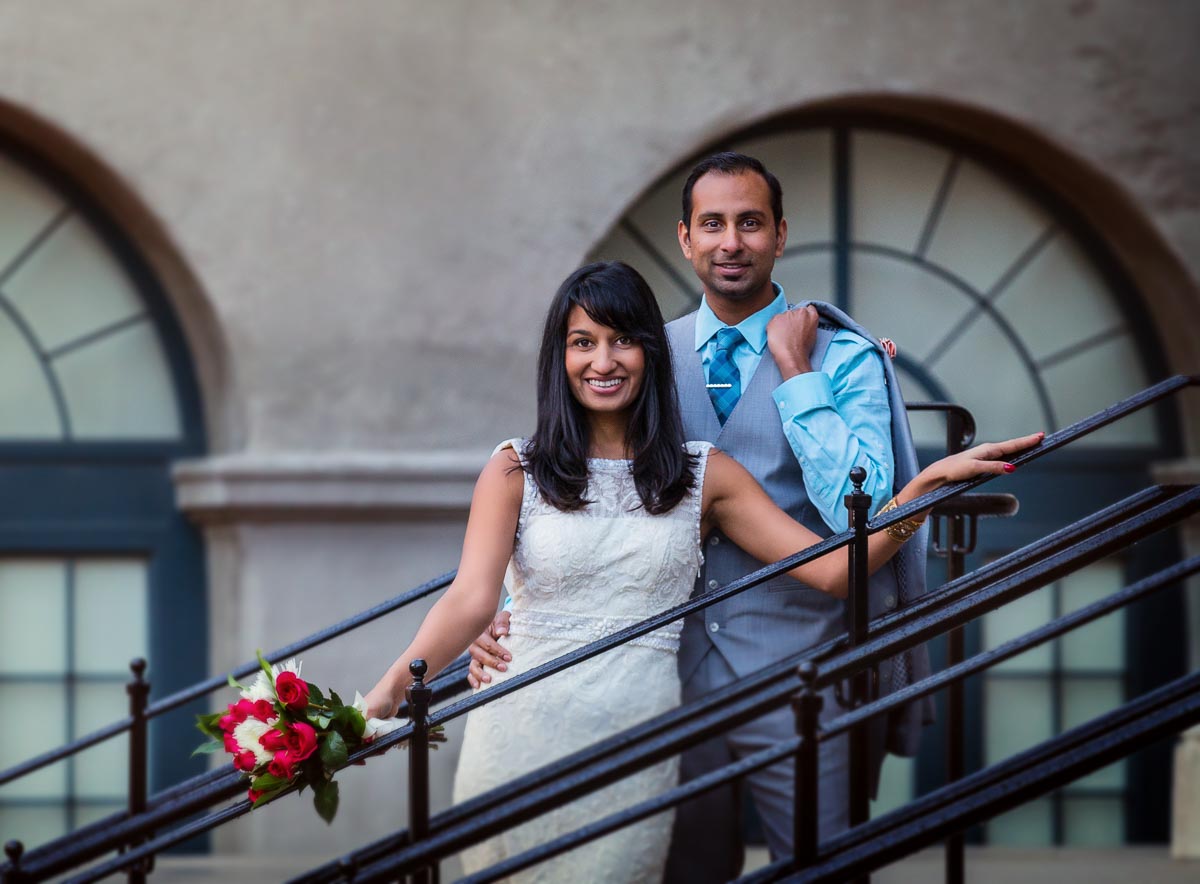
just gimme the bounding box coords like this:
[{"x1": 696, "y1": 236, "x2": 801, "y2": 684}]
[{"x1": 585, "y1": 377, "x2": 627, "y2": 392}]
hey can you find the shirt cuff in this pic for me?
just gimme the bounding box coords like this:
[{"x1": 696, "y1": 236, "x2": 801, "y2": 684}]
[{"x1": 772, "y1": 371, "x2": 835, "y2": 417}]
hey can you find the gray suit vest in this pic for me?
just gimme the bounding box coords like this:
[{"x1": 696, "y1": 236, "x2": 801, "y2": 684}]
[{"x1": 667, "y1": 302, "x2": 931, "y2": 756}]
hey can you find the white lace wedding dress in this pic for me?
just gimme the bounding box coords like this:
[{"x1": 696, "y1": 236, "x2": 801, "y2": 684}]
[{"x1": 453, "y1": 439, "x2": 712, "y2": 883}]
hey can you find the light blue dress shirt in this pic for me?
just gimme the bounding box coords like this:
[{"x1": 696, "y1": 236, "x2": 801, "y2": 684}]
[{"x1": 695, "y1": 285, "x2": 895, "y2": 531}]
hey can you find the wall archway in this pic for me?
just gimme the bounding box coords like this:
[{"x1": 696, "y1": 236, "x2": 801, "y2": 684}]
[
  {"x1": 0, "y1": 97, "x2": 241, "y2": 451},
  {"x1": 0, "y1": 99, "x2": 218, "y2": 850}
]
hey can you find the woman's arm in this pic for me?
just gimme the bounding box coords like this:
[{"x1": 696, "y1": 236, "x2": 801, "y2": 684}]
[
  {"x1": 703, "y1": 433, "x2": 1043, "y2": 599},
  {"x1": 363, "y1": 447, "x2": 523, "y2": 717}
]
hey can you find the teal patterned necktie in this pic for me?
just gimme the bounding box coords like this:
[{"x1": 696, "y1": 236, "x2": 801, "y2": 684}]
[{"x1": 707, "y1": 327, "x2": 743, "y2": 425}]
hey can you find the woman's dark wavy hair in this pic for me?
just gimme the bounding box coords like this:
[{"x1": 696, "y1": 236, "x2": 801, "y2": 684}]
[{"x1": 523, "y1": 261, "x2": 696, "y2": 515}]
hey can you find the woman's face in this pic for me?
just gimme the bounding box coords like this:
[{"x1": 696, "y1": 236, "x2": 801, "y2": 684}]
[{"x1": 563, "y1": 305, "x2": 645, "y2": 415}]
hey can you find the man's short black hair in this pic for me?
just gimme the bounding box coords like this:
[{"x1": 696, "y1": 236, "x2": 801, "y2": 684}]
[{"x1": 681, "y1": 152, "x2": 784, "y2": 229}]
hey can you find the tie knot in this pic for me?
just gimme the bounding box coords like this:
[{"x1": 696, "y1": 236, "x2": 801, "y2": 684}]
[{"x1": 716, "y1": 326, "x2": 744, "y2": 352}]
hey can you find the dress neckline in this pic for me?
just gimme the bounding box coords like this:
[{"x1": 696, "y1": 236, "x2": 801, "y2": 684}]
[{"x1": 587, "y1": 456, "x2": 632, "y2": 470}]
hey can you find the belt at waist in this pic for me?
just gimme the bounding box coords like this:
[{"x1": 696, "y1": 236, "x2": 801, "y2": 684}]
[{"x1": 508, "y1": 607, "x2": 682, "y2": 654}]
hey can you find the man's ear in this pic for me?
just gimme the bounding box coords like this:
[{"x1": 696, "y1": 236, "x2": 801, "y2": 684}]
[
  {"x1": 677, "y1": 219, "x2": 692, "y2": 259},
  {"x1": 775, "y1": 217, "x2": 788, "y2": 257}
]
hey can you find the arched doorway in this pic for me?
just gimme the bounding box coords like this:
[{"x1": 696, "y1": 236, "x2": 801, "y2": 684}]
[
  {"x1": 590, "y1": 110, "x2": 1185, "y2": 844},
  {"x1": 0, "y1": 134, "x2": 209, "y2": 849}
]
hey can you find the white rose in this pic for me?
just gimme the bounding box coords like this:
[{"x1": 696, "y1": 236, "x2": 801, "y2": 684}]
[
  {"x1": 240, "y1": 671, "x2": 276, "y2": 704},
  {"x1": 232, "y1": 716, "x2": 277, "y2": 766}
]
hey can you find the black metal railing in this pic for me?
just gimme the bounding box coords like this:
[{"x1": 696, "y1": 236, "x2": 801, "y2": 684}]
[
  {"x1": 1, "y1": 374, "x2": 1195, "y2": 884},
  {"x1": 289, "y1": 490, "x2": 1197, "y2": 883}
]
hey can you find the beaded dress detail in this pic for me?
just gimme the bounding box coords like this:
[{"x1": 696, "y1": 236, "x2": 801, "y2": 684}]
[{"x1": 453, "y1": 439, "x2": 712, "y2": 883}]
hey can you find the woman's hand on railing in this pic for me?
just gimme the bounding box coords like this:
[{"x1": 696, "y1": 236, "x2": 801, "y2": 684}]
[
  {"x1": 906, "y1": 432, "x2": 1044, "y2": 504},
  {"x1": 362, "y1": 681, "x2": 403, "y2": 720}
]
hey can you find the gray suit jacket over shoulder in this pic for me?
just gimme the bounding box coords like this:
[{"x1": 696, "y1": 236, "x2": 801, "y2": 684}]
[{"x1": 667, "y1": 301, "x2": 932, "y2": 757}]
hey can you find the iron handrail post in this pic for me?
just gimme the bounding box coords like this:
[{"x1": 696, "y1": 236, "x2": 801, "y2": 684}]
[
  {"x1": 125, "y1": 659, "x2": 150, "y2": 884},
  {"x1": 406, "y1": 659, "x2": 435, "y2": 884},
  {"x1": 1, "y1": 843, "x2": 23, "y2": 884},
  {"x1": 941, "y1": 405, "x2": 968, "y2": 884},
  {"x1": 843, "y1": 465, "x2": 872, "y2": 881},
  {"x1": 793, "y1": 661, "x2": 822, "y2": 869}
]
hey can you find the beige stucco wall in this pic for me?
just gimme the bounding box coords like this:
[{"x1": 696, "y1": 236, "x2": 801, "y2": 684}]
[
  {"x1": 1, "y1": 0, "x2": 1197, "y2": 864},
  {"x1": 1, "y1": 0, "x2": 1196, "y2": 454}
]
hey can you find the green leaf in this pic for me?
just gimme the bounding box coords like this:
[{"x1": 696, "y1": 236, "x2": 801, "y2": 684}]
[
  {"x1": 191, "y1": 740, "x2": 223, "y2": 757},
  {"x1": 313, "y1": 715, "x2": 332, "y2": 729},
  {"x1": 302, "y1": 755, "x2": 325, "y2": 784},
  {"x1": 329, "y1": 690, "x2": 344, "y2": 707},
  {"x1": 252, "y1": 786, "x2": 283, "y2": 808},
  {"x1": 307, "y1": 683, "x2": 326, "y2": 705},
  {"x1": 226, "y1": 672, "x2": 246, "y2": 691},
  {"x1": 349, "y1": 707, "x2": 367, "y2": 738},
  {"x1": 313, "y1": 778, "x2": 339, "y2": 824},
  {"x1": 331, "y1": 705, "x2": 366, "y2": 739},
  {"x1": 319, "y1": 731, "x2": 348, "y2": 769},
  {"x1": 256, "y1": 649, "x2": 275, "y2": 681},
  {"x1": 195, "y1": 712, "x2": 225, "y2": 741},
  {"x1": 251, "y1": 772, "x2": 288, "y2": 790}
]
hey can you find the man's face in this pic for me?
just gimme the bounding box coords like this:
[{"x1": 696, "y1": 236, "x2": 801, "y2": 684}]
[{"x1": 678, "y1": 170, "x2": 787, "y2": 311}]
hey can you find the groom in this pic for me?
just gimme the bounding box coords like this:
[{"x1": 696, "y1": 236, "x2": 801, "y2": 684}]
[
  {"x1": 660, "y1": 151, "x2": 928, "y2": 881},
  {"x1": 469, "y1": 152, "x2": 928, "y2": 878}
]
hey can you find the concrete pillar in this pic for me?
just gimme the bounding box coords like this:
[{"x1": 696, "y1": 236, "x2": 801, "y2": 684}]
[{"x1": 1153, "y1": 459, "x2": 1200, "y2": 859}]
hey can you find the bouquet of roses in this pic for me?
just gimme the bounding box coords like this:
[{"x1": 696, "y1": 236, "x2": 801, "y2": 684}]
[{"x1": 194, "y1": 653, "x2": 405, "y2": 823}]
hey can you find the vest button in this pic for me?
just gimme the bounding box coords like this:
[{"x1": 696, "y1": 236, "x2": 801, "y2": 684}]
[
  {"x1": 884, "y1": 593, "x2": 897, "y2": 609},
  {"x1": 708, "y1": 579, "x2": 719, "y2": 590},
  {"x1": 709, "y1": 536, "x2": 721, "y2": 547},
  {"x1": 709, "y1": 622, "x2": 720, "y2": 633}
]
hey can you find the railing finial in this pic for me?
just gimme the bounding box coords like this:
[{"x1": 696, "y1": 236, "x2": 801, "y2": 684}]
[
  {"x1": 3, "y1": 840, "x2": 23, "y2": 880},
  {"x1": 849, "y1": 466, "x2": 866, "y2": 493},
  {"x1": 797, "y1": 660, "x2": 817, "y2": 684}
]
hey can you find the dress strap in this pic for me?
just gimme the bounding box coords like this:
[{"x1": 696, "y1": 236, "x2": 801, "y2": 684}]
[
  {"x1": 492, "y1": 437, "x2": 525, "y2": 458},
  {"x1": 492, "y1": 438, "x2": 537, "y2": 540}
]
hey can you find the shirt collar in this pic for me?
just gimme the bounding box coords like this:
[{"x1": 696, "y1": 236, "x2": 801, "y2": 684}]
[{"x1": 694, "y1": 283, "x2": 788, "y2": 354}]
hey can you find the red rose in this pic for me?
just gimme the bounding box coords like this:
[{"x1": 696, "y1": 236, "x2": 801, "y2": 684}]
[
  {"x1": 233, "y1": 750, "x2": 258, "y2": 772},
  {"x1": 260, "y1": 728, "x2": 287, "y2": 752},
  {"x1": 247, "y1": 787, "x2": 263, "y2": 803},
  {"x1": 222, "y1": 700, "x2": 250, "y2": 731},
  {"x1": 223, "y1": 733, "x2": 240, "y2": 755},
  {"x1": 283, "y1": 721, "x2": 318, "y2": 761},
  {"x1": 267, "y1": 751, "x2": 294, "y2": 780},
  {"x1": 251, "y1": 699, "x2": 275, "y2": 721},
  {"x1": 275, "y1": 672, "x2": 310, "y2": 710}
]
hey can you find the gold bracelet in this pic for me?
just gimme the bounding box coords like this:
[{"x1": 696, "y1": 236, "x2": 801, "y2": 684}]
[{"x1": 875, "y1": 497, "x2": 925, "y2": 543}]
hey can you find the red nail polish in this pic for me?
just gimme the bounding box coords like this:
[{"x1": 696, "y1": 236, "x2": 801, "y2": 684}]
[{"x1": 1003, "y1": 463, "x2": 1016, "y2": 473}]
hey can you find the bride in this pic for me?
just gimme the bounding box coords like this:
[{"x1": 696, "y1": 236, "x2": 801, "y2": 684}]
[{"x1": 363, "y1": 261, "x2": 1039, "y2": 882}]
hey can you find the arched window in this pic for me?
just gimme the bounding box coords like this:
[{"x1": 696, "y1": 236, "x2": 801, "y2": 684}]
[
  {"x1": 592, "y1": 116, "x2": 1183, "y2": 845},
  {"x1": 0, "y1": 141, "x2": 207, "y2": 849}
]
